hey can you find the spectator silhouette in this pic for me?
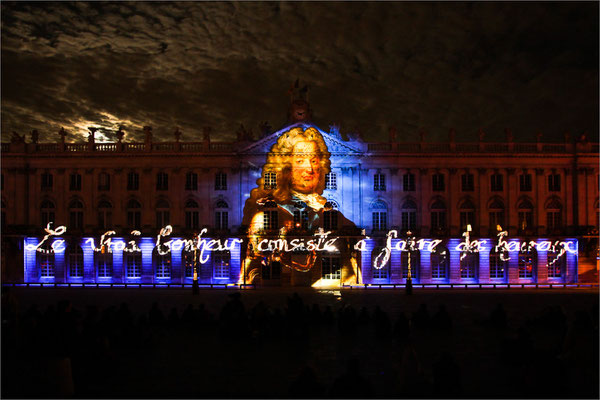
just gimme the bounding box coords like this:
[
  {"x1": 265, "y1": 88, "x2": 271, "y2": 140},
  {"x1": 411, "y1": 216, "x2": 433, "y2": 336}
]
[
  {"x1": 411, "y1": 303, "x2": 430, "y2": 331},
  {"x1": 148, "y1": 302, "x2": 165, "y2": 326},
  {"x1": 393, "y1": 311, "x2": 410, "y2": 341},
  {"x1": 288, "y1": 365, "x2": 325, "y2": 398},
  {"x1": 373, "y1": 306, "x2": 391, "y2": 339},
  {"x1": 432, "y1": 351, "x2": 462, "y2": 397},
  {"x1": 431, "y1": 304, "x2": 452, "y2": 333},
  {"x1": 329, "y1": 358, "x2": 373, "y2": 398},
  {"x1": 489, "y1": 303, "x2": 507, "y2": 330}
]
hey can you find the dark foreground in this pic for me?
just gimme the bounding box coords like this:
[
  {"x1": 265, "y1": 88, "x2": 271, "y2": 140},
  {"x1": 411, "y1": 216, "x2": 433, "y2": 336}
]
[{"x1": 2, "y1": 287, "x2": 598, "y2": 398}]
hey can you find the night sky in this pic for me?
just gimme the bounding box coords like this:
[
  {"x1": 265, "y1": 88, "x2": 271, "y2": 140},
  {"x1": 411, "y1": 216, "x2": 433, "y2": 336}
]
[{"x1": 1, "y1": 2, "x2": 598, "y2": 144}]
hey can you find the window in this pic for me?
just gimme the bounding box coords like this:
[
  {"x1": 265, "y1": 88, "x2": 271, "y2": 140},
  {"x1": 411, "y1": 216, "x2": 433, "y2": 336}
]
[
  {"x1": 517, "y1": 199, "x2": 534, "y2": 233},
  {"x1": 547, "y1": 249, "x2": 565, "y2": 278},
  {"x1": 127, "y1": 172, "x2": 139, "y2": 191},
  {"x1": 39, "y1": 253, "x2": 55, "y2": 277},
  {"x1": 374, "y1": 173, "x2": 386, "y2": 191},
  {"x1": 431, "y1": 247, "x2": 449, "y2": 279},
  {"x1": 96, "y1": 252, "x2": 112, "y2": 278},
  {"x1": 548, "y1": 174, "x2": 561, "y2": 192},
  {"x1": 69, "y1": 173, "x2": 81, "y2": 191},
  {"x1": 183, "y1": 250, "x2": 195, "y2": 278},
  {"x1": 126, "y1": 199, "x2": 141, "y2": 229},
  {"x1": 461, "y1": 173, "x2": 474, "y2": 192},
  {"x1": 322, "y1": 256, "x2": 341, "y2": 279},
  {"x1": 98, "y1": 200, "x2": 113, "y2": 229},
  {"x1": 41, "y1": 199, "x2": 55, "y2": 226},
  {"x1": 1, "y1": 200, "x2": 6, "y2": 229},
  {"x1": 546, "y1": 198, "x2": 562, "y2": 231},
  {"x1": 41, "y1": 173, "x2": 53, "y2": 190},
  {"x1": 401, "y1": 249, "x2": 420, "y2": 279},
  {"x1": 520, "y1": 174, "x2": 532, "y2": 192},
  {"x1": 372, "y1": 247, "x2": 389, "y2": 279},
  {"x1": 323, "y1": 210, "x2": 338, "y2": 231},
  {"x1": 185, "y1": 199, "x2": 200, "y2": 230},
  {"x1": 156, "y1": 172, "x2": 168, "y2": 191},
  {"x1": 401, "y1": 200, "x2": 417, "y2": 231},
  {"x1": 293, "y1": 210, "x2": 309, "y2": 229},
  {"x1": 430, "y1": 200, "x2": 447, "y2": 232},
  {"x1": 262, "y1": 260, "x2": 281, "y2": 280},
  {"x1": 263, "y1": 210, "x2": 278, "y2": 230},
  {"x1": 264, "y1": 172, "x2": 277, "y2": 189},
  {"x1": 459, "y1": 199, "x2": 476, "y2": 231},
  {"x1": 98, "y1": 172, "x2": 110, "y2": 191},
  {"x1": 488, "y1": 198, "x2": 505, "y2": 232},
  {"x1": 518, "y1": 246, "x2": 537, "y2": 279},
  {"x1": 403, "y1": 173, "x2": 415, "y2": 191},
  {"x1": 372, "y1": 200, "x2": 387, "y2": 231},
  {"x1": 489, "y1": 249, "x2": 506, "y2": 279},
  {"x1": 154, "y1": 249, "x2": 171, "y2": 279},
  {"x1": 126, "y1": 252, "x2": 142, "y2": 278},
  {"x1": 491, "y1": 174, "x2": 503, "y2": 192},
  {"x1": 68, "y1": 246, "x2": 84, "y2": 278},
  {"x1": 326, "y1": 172, "x2": 337, "y2": 190},
  {"x1": 213, "y1": 251, "x2": 230, "y2": 279},
  {"x1": 432, "y1": 174, "x2": 445, "y2": 192},
  {"x1": 215, "y1": 200, "x2": 228, "y2": 230},
  {"x1": 460, "y1": 253, "x2": 478, "y2": 279},
  {"x1": 156, "y1": 199, "x2": 170, "y2": 228},
  {"x1": 185, "y1": 172, "x2": 198, "y2": 191},
  {"x1": 215, "y1": 173, "x2": 227, "y2": 190},
  {"x1": 69, "y1": 199, "x2": 84, "y2": 230}
]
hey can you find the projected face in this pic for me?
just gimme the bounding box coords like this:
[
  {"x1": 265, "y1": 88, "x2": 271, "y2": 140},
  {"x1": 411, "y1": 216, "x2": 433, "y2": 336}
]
[{"x1": 291, "y1": 140, "x2": 321, "y2": 194}]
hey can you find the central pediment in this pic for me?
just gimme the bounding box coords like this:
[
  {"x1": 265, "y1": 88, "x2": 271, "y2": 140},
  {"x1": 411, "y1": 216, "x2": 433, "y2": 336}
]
[{"x1": 237, "y1": 122, "x2": 364, "y2": 156}]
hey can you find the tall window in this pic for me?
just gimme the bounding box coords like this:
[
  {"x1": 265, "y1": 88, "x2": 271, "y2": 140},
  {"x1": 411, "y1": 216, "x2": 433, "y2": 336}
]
[
  {"x1": 325, "y1": 172, "x2": 337, "y2": 190},
  {"x1": 431, "y1": 246, "x2": 449, "y2": 279},
  {"x1": 520, "y1": 174, "x2": 532, "y2": 192},
  {"x1": 156, "y1": 172, "x2": 168, "y2": 191},
  {"x1": 156, "y1": 199, "x2": 170, "y2": 228},
  {"x1": 154, "y1": 249, "x2": 171, "y2": 279},
  {"x1": 460, "y1": 253, "x2": 478, "y2": 279},
  {"x1": 263, "y1": 209, "x2": 278, "y2": 230},
  {"x1": 518, "y1": 246, "x2": 537, "y2": 279},
  {"x1": 41, "y1": 199, "x2": 55, "y2": 226},
  {"x1": 546, "y1": 198, "x2": 562, "y2": 232},
  {"x1": 96, "y1": 252, "x2": 112, "y2": 278},
  {"x1": 372, "y1": 200, "x2": 387, "y2": 231},
  {"x1": 459, "y1": 199, "x2": 476, "y2": 231},
  {"x1": 401, "y1": 249, "x2": 420, "y2": 279},
  {"x1": 39, "y1": 253, "x2": 55, "y2": 277},
  {"x1": 98, "y1": 172, "x2": 110, "y2": 191},
  {"x1": 126, "y1": 251, "x2": 142, "y2": 278},
  {"x1": 401, "y1": 200, "x2": 417, "y2": 231},
  {"x1": 215, "y1": 200, "x2": 229, "y2": 230},
  {"x1": 489, "y1": 249, "x2": 506, "y2": 279},
  {"x1": 262, "y1": 259, "x2": 281, "y2": 280},
  {"x1": 488, "y1": 198, "x2": 505, "y2": 232},
  {"x1": 185, "y1": 199, "x2": 200, "y2": 230},
  {"x1": 69, "y1": 199, "x2": 84, "y2": 230},
  {"x1": 185, "y1": 172, "x2": 198, "y2": 191},
  {"x1": 41, "y1": 173, "x2": 53, "y2": 191},
  {"x1": 322, "y1": 256, "x2": 341, "y2": 279},
  {"x1": 547, "y1": 249, "x2": 565, "y2": 278},
  {"x1": 127, "y1": 172, "x2": 139, "y2": 191},
  {"x1": 68, "y1": 245, "x2": 84, "y2": 278},
  {"x1": 293, "y1": 210, "x2": 309, "y2": 229},
  {"x1": 372, "y1": 247, "x2": 389, "y2": 279},
  {"x1": 69, "y1": 173, "x2": 81, "y2": 191},
  {"x1": 403, "y1": 173, "x2": 415, "y2": 191},
  {"x1": 517, "y1": 199, "x2": 534, "y2": 233},
  {"x1": 374, "y1": 173, "x2": 386, "y2": 191},
  {"x1": 461, "y1": 173, "x2": 474, "y2": 191},
  {"x1": 183, "y1": 250, "x2": 195, "y2": 278},
  {"x1": 548, "y1": 174, "x2": 561, "y2": 192},
  {"x1": 264, "y1": 172, "x2": 277, "y2": 189},
  {"x1": 491, "y1": 174, "x2": 503, "y2": 192},
  {"x1": 98, "y1": 200, "x2": 113, "y2": 229},
  {"x1": 126, "y1": 199, "x2": 141, "y2": 229},
  {"x1": 215, "y1": 173, "x2": 227, "y2": 190},
  {"x1": 430, "y1": 199, "x2": 447, "y2": 232},
  {"x1": 213, "y1": 251, "x2": 230, "y2": 279},
  {"x1": 432, "y1": 173, "x2": 445, "y2": 192},
  {"x1": 323, "y1": 201, "x2": 339, "y2": 231}
]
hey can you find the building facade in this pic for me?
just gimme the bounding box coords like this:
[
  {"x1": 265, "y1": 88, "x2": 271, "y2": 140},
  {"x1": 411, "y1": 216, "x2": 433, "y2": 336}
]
[{"x1": 2, "y1": 101, "x2": 599, "y2": 286}]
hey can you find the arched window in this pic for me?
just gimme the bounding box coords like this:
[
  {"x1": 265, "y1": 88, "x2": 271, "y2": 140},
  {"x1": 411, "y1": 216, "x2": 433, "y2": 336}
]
[
  {"x1": 518, "y1": 244, "x2": 537, "y2": 279},
  {"x1": 401, "y1": 200, "x2": 417, "y2": 231},
  {"x1": 125, "y1": 251, "x2": 142, "y2": 278},
  {"x1": 323, "y1": 200, "x2": 339, "y2": 231},
  {"x1": 98, "y1": 200, "x2": 113, "y2": 229},
  {"x1": 185, "y1": 199, "x2": 200, "y2": 229},
  {"x1": 96, "y1": 252, "x2": 112, "y2": 278},
  {"x1": 215, "y1": 200, "x2": 229, "y2": 230},
  {"x1": 401, "y1": 248, "x2": 420, "y2": 279},
  {"x1": 547, "y1": 247, "x2": 566, "y2": 279},
  {"x1": 38, "y1": 252, "x2": 55, "y2": 277},
  {"x1": 372, "y1": 200, "x2": 387, "y2": 231},
  {"x1": 431, "y1": 246, "x2": 449, "y2": 279},
  {"x1": 69, "y1": 199, "x2": 84, "y2": 230},
  {"x1": 517, "y1": 199, "x2": 534, "y2": 233},
  {"x1": 372, "y1": 246, "x2": 389, "y2": 279},
  {"x1": 41, "y1": 199, "x2": 55, "y2": 226},
  {"x1": 156, "y1": 198, "x2": 170, "y2": 228},
  {"x1": 213, "y1": 250, "x2": 230, "y2": 279},
  {"x1": 489, "y1": 248, "x2": 507, "y2": 280},
  {"x1": 126, "y1": 199, "x2": 141, "y2": 229},
  {"x1": 459, "y1": 199, "x2": 476, "y2": 231},
  {"x1": 546, "y1": 198, "x2": 562, "y2": 232},
  {"x1": 460, "y1": 253, "x2": 478, "y2": 279},
  {"x1": 488, "y1": 198, "x2": 505, "y2": 231},
  {"x1": 153, "y1": 247, "x2": 171, "y2": 279},
  {"x1": 68, "y1": 245, "x2": 84, "y2": 278},
  {"x1": 430, "y1": 199, "x2": 446, "y2": 232}
]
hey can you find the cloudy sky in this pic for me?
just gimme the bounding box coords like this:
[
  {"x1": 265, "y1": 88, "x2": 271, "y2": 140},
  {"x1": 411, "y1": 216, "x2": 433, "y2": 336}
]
[{"x1": 1, "y1": 2, "x2": 598, "y2": 144}]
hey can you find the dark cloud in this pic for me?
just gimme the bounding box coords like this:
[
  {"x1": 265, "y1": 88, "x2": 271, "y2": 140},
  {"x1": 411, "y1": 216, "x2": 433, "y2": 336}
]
[{"x1": 1, "y1": 2, "x2": 598, "y2": 144}]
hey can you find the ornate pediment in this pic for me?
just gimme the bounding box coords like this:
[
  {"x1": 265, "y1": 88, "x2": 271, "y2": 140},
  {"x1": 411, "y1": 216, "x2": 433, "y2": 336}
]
[{"x1": 237, "y1": 122, "x2": 364, "y2": 156}]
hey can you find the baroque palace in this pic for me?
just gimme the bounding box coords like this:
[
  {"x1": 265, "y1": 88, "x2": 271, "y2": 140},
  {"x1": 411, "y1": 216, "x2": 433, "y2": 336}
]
[{"x1": 1, "y1": 98, "x2": 599, "y2": 287}]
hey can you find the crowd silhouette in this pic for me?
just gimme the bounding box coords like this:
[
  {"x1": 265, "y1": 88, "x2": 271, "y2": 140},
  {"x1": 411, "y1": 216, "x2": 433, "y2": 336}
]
[{"x1": 1, "y1": 287, "x2": 598, "y2": 398}]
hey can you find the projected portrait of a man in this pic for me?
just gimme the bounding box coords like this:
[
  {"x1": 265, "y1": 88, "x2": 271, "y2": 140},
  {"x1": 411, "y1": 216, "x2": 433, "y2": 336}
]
[{"x1": 241, "y1": 126, "x2": 357, "y2": 286}]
